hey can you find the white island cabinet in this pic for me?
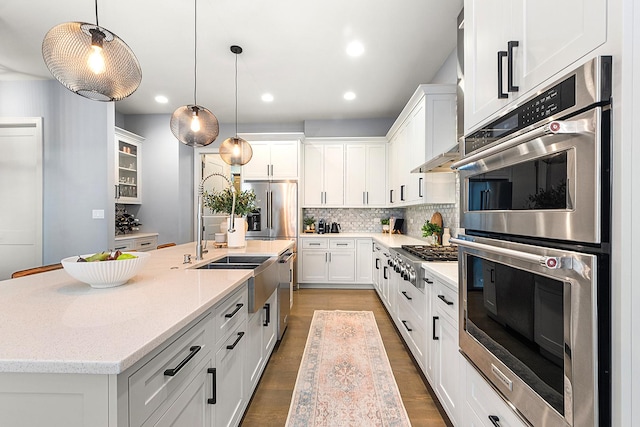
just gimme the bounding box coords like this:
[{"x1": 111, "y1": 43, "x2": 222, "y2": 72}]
[{"x1": 0, "y1": 240, "x2": 293, "y2": 427}]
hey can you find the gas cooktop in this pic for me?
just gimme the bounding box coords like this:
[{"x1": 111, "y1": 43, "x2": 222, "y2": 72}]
[{"x1": 401, "y1": 245, "x2": 458, "y2": 262}]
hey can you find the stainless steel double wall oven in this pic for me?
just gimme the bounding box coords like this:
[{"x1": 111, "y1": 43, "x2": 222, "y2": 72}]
[{"x1": 452, "y1": 57, "x2": 612, "y2": 427}]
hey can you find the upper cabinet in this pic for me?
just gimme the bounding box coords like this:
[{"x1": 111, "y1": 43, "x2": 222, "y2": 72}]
[
  {"x1": 386, "y1": 85, "x2": 457, "y2": 207},
  {"x1": 115, "y1": 127, "x2": 144, "y2": 204},
  {"x1": 241, "y1": 140, "x2": 299, "y2": 180},
  {"x1": 464, "y1": 0, "x2": 607, "y2": 134},
  {"x1": 302, "y1": 142, "x2": 344, "y2": 207},
  {"x1": 344, "y1": 140, "x2": 387, "y2": 207}
]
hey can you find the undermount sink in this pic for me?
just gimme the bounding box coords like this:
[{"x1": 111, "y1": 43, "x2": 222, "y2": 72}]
[
  {"x1": 197, "y1": 263, "x2": 260, "y2": 270},
  {"x1": 209, "y1": 256, "x2": 271, "y2": 265}
]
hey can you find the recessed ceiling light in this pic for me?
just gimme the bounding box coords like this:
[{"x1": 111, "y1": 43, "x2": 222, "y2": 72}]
[
  {"x1": 261, "y1": 93, "x2": 274, "y2": 102},
  {"x1": 154, "y1": 95, "x2": 168, "y2": 104},
  {"x1": 343, "y1": 91, "x2": 356, "y2": 101},
  {"x1": 346, "y1": 41, "x2": 364, "y2": 57}
]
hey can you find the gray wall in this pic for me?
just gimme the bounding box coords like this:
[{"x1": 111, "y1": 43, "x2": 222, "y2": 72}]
[{"x1": 0, "y1": 80, "x2": 114, "y2": 263}]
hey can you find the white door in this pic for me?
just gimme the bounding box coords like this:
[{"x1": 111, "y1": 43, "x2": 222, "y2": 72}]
[
  {"x1": 344, "y1": 144, "x2": 367, "y2": 206},
  {"x1": 327, "y1": 251, "x2": 355, "y2": 282},
  {"x1": 322, "y1": 144, "x2": 345, "y2": 206},
  {"x1": 302, "y1": 144, "x2": 323, "y2": 206},
  {"x1": 0, "y1": 118, "x2": 43, "y2": 280},
  {"x1": 241, "y1": 142, "x2": 270, "y2": 179},
  {"x1": 365, "y1": 144, "x2": 387, "y2": 206},
  {"x1": 269, "y1": 141, "x2": 298, "y2": 179}
]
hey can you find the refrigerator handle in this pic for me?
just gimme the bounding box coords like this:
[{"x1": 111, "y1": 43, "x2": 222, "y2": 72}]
[
  {"x1": 270, "y1": 191, "x2": 274, "y2": 228},
  {"x1": 265, "y1": 190, "x2": 270, "y2": 229}
]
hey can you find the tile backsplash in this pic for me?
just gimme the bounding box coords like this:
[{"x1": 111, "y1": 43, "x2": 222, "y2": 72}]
[
  {"x1": 305, "y1": 174, "x2": 461, "y2": 238},
  {"x1": 303, "y1": 208, "x2": 404, "y2": 233}
]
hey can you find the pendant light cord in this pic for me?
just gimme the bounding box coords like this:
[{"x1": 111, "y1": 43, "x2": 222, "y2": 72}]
[
  {"x1": 94, "y1": 0, "x2": 99, "y2": 27},
  {"x1": 193, "y1": 0, "x2": 198, "y2": 105},
  {"x1": 235, "y1": 52, "x2": 238, "y2": 137}
]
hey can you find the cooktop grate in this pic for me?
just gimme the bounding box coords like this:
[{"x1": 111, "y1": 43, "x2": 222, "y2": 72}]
[{"x1": 401, "y1": 245, "x2": 458, "y2": 262}]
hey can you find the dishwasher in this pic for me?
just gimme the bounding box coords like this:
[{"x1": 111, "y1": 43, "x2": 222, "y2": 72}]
[{"x1": 277, "y1": 250, "x2": 294, "y2": 340}]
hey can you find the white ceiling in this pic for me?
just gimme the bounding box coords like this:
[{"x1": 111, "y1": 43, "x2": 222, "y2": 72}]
[{"x1": 0, "y1": 0, "x2": 462, "y2": 124}]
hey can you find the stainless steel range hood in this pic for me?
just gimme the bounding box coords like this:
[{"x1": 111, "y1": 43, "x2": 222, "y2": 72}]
[{"x1": 410, "y1": 147, "x2": 459, "y2": 173}]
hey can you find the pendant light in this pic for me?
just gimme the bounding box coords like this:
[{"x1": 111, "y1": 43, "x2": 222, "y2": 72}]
[
  {"x1": 219, "y1": 45, "x2": 253, "y2": 166},
  {"x1": 42, "y1": 0, "x2": 141, "y2": 101},
  {"x1": 169, "y1": 0, "x2": 219, "y2": 147}
]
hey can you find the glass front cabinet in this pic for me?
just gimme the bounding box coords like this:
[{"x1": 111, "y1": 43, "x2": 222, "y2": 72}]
[{"x1": 115, "y1": 127, "x2": 144, "y2": 204}]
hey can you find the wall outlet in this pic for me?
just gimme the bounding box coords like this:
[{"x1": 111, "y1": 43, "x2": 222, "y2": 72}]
[
  {"x1": 92, "y1": 209, "x2": 105, "y2": 219},
  {"x1": 409, "y1": 218, "x2": 414, "y2": 224}
]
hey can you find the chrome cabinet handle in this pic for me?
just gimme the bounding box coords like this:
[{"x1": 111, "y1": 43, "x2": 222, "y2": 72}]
[
  {"x1": 450, "y1": 237, "x2": 572, "y2": 270},
  {"x1": 164, "y1": 345, "x2": 201, "y2": 376},
  {"x1": 207, "y1": 368, "x2": 216, "y2": 404},
  {"x1": 507, "y1": 41, "x2": 519, "y2": 92},
  {"x1": 497, "y1": 50, "x2": 508, "y2": 99},
  {"x1": 418, "y1": 177, "x2": 423, "y2": 198}
]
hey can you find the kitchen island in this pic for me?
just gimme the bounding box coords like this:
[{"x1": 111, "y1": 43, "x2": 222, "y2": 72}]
[{"x1": 0, "y1": 239, "x2": 293, "y2": 427}]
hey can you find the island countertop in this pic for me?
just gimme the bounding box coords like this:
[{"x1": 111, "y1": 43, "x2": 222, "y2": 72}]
[{"x1": 0, "y1": 240, "x2": 293, "y2": 375}]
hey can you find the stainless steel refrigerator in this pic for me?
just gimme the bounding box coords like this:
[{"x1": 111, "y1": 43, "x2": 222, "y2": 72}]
[{"x1": 242, "y1": 179, "x2": 298, "y2": 275}]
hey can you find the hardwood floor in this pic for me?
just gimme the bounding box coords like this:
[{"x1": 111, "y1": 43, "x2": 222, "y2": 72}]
[{"x1": 240, "y1": 289, "x2": 448, "y2": 427}]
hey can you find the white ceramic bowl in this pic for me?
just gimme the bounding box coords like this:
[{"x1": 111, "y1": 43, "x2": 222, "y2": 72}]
[{"x1": 61, "y1": 252, "x2": 150, "y2": 288}]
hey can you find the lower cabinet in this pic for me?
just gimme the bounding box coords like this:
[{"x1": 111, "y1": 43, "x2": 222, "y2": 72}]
[
  {"x1": 462, "y1": 359, "x2": 528, "y2": 427},
  {"x1": 0, "y1": 282, "x2": 280, "y2": 427},
  {"x1": 114, "y1": 234, "x2": 158, "y2": 252},
  {"x1": 299, "y1": 238, "x2": 363, "y2": 286}
]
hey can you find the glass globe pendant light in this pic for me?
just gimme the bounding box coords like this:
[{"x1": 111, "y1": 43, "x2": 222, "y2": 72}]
[
  {"x1": 219, "y1": 45, "x2": 253, "y2": 166},
  {"x1": 42, "y1": 0, "x2": 142, "y2": 101},
  {"x1": 169, "y1": 0, "x2": 219, "y2": 147}
]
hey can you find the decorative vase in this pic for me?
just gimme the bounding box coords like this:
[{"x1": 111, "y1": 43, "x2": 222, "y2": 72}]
[{"x1": 227, "y1": 217, "x2": 246, "y2": 248}]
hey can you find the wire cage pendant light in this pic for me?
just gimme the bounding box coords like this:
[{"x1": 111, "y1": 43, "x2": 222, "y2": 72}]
[
  {"x1": 169, "y1": 0, "x2": 219, "y2": 147},
  {"x1": 219, "y1": 45, "x2": 253, "y2": 166},
  {"x1": 42, "y1": 0, "x2": 141, "y2": 101}
]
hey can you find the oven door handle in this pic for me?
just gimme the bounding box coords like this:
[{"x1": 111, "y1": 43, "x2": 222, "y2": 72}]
[
  {"x1": 450, "y1": 237, "x2": 571, "y2": 270},
  {"x1": 452, "y1": 119, "x2": 582, "y2": 170}
]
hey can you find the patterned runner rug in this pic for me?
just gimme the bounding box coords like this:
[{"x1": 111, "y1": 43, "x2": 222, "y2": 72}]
[{"x1": 286, "y1": 310, "x2": 411, "y2": 426}]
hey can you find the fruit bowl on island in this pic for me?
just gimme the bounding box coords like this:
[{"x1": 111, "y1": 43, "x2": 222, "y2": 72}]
[{"x1": 61, "y1": 251, "x2": 150, "y2": 288}]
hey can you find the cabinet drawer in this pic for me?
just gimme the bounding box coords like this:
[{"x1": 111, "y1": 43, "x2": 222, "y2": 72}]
[
  {"x1": 215, "y1": 286, "x2": 248, "y2": 346},
  {"x1": 329, "y1": 239, "x2": 354, "y2": 249},
  {"x1": 433, "y1": 279, "x2": 458, "y2": 324},
  {"x1": 465, "y1": 359, "x2": 528, "y2": 427},
  {"x1": 301, "y1": 239, "x2": 328, "y2": 249},
  {"x1": 129, "y1": 313, "x2": 213, "y2": 427},
  {"x1": 114, "y1": 239, "x2": 135, "y2": 251},
  {"x1": 395, "y1": 297, "x2": 426, "y2": 370},
  {"x1": 135, "y1": 236, "x2": 157, "y2": 252},
  {"x1": 397, "y1": 279, "x2": 426, "y2": 322}
]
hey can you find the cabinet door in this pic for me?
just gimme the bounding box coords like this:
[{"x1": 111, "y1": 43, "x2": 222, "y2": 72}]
[
  {"x1": 344, "y1": 144, "x2": 367, "y2": 206},
  {"x1": 242, "y1": 142, "x2": 271, "y2": 180},
  {"x1": 300, "y1": 250, "x2": 327, "y2": 282},
  {"x1": 464, "y1": 0, "x2": 514, "y2": 133},
  {"x1": 355, "y1": 239, "x2": 373, "y2": 284},
  {"x1": 263, "y1": 291, "x2": 278, "y2": 356},
  {"x1": 396, "y1": 125, "x2": 409, "y2": 204},
  {"x1": 433, "y1": 310, "x2": 460, "y2": 425},
  {"x1": 153, "y1": 358, "x2": 212, "y2": 427},
  {"x1": 245, "y1": 310, "x2": 264, "y2": 393},
  {"x1": 514, "y1": 0, "x2": 607, "y2": 92},
  {"x1": 365, "y1": 144, "x2": 387, "y2": 206},
  {"x1": 426, "y1": 94, "x2": 457, "y2": 158},
  {"x1": 115, "y1": 128, "x2": 144, "y2": 204},
  {"x1": 322, "y1": 144, "x2": 345, "y2": 206},
  {"x1": 388, "y1": 135, "x2": 398, "y2": 205},
  {"x1": 327, "y1": 251, "x2": 355, "y2": 282},
  {"x1": 269, "y1": 141, "x2": 298, "y2": 179},
  {"x1": 214, "y1": 325, "x2": 246, "y2": 427},
  {"x1": 302, "y1": 144, "x2": 324, "y2": 206}
]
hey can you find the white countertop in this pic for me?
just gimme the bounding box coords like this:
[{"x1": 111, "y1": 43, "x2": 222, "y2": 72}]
[
  {"x1": 300, "y1": 232, "x2": 428, "y2": 248},
  {"x1": 422, "y1": 262, "x2": 459, "y2": 290},
  {"x1": 0, "y1": 240, "x2": 293, "y2": 375},
  {"x1": 115, "y1": 232, "x2": 159, "y2": 241}
]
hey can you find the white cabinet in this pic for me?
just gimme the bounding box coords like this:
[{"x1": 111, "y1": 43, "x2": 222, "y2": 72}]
[
  {"x1": 241, "y1": 140, "x2": 298, "y2": 180},
  {"x1": 114, "y1": 234, "x2": 158, "y2": 252},
  {"x1": 464, "y1": 0, "x2": 607, "y2": 133},
  {"x1": 395, "y1": 279, "x2": 427, "y2": 372},
  {"x1": 214, "y1": 322, "x2": 246, "y2": 427},
  {"x1": 344, "y1": 142, "x2": 387, "y2": 207},
  {"x1": 299, "y1": 238, "x2": 360, "y2": 285},
  {"x1": 355, "y1": 239, "x2": 373, "y2": 283},
  {"x1": 246, "y1": 290, "x2": 277, "y2": 393},
  {"x1": 115, "y1": 127, "x2": 144, "y2": 204},
  {"x1": 386, "y1": 85, "x2": 457, "y2": 206},
  {"x1": 462, "y1": 358, "x2": 529, "y2": 427},
  {"x1": 302, "y1": 143, "x2": 344, "y2": 206}
]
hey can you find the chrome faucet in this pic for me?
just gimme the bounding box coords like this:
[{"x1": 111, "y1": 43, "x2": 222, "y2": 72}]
[{"x1": 196, "y1": 172, "x2": 236, "y2": 260}]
